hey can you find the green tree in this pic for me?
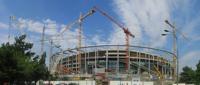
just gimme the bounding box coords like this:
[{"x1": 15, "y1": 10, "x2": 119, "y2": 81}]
[
  {"x1": 31, "y1": 53, "x2": 50, "y2": 82},
  {"x1": 179, "y1": 66, "x2": 195, "y2": 84},
  {"x1": 0, "y1": 35, "x2": 51, "y2": 84},
  {"x1": 195, "y1": 60, "x2": 200, "y2": 84}
]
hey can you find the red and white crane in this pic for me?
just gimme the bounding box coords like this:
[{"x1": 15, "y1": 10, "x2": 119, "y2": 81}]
[{"x1": 90, "y1": 6, "x2": 135, "y2": 71}]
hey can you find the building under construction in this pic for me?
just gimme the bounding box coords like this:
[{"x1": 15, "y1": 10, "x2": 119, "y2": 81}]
[
  {"x1": 50, "y1": 45, "x2": 175, "y2": 82},
  {"x1": 48, "y1": 6, "x2": 177, "y2": 84}
]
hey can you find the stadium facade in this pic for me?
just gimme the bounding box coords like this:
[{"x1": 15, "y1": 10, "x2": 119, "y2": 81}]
[{"x1": 51, "y1": 45, "x2": 175, "y2": 81}]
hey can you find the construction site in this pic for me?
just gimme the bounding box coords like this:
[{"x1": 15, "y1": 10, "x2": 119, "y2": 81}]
[
  {"x1": 45, "y1": 6, "x2": 178, "y2": 85},
  {"x1": 2, "y1": 0, "x2": 200, "y2": 85}
]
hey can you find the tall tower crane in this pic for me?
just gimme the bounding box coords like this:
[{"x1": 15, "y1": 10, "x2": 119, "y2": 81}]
[
  {"x1": 89, "y1": 6, "x2": 135, "y2": 71},
  {"x1": 58, "y1": 6, "x2": 135, "y2": 72},
  {"x1": 58, "y1": 11, "x2": 94, "y2": 73}
]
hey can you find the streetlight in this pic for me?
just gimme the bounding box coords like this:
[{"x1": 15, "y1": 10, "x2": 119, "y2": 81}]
[{"x1": 162, "y1": 20, "x2": 179, "y2": 84}]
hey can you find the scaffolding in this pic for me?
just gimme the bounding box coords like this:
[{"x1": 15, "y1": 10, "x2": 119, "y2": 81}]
[{"x1": 54, "y1": 45, "x2": 175, "y2": 81}]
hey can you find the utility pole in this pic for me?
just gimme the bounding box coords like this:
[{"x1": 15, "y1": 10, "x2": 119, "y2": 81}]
[
  {"x1": 164, "y1": 20, "x2": 178, "y2": 84},
  {"x1": 41, "y1": 24, "x2": 45, "y2": 55},
  {"x1": 8, "y1": 16, "x2": 15, "y2": 43}
]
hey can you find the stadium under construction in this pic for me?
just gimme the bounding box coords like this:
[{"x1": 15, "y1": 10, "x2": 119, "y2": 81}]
[
  {"x1": 50, "y1": 45, "x2": 175, "y2": 82},
  {"x1": 47, "y1": 6, "x2": 178, "y2": 84}
]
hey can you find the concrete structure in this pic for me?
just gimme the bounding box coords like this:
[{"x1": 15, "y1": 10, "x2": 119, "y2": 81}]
[{"x1": 51, "y1": 45, "x2": 175, "y2": 82}]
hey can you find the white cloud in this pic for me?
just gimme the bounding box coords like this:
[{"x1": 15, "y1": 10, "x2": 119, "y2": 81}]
[
  {"x1": 90, "y1": 35, "x2": 108, "y2": 45},
  {"x1": 43, "y1": 19, "x2": 59, "y2": 35},
  {"x1": 17, "y1": 18, "x2": 58, "y2": 35},
  {"x1": 179, "y1": 50, "x2": 200, "y2": 71},
  {"x1": 111, "y1": 0, "x2": 200, "y2": 72},
  {"x1": 0, "y1": 22, "x2": 14, "y2": 44},
  {"x1": 108, "y1": 26, "x2": 125, "y2": 45},
  {"x1": 0, "y1": 22, "x2": 8, "y2": 29},
  {"x1": 0, "y1": 18, "x2": 83, "y2": 55},
  {"x1": 56, "y1": 28, "x2": 79, "y2": 49},
  {"x1": 0, "y1": 33, "x2": 15, "y2": 45},
  {"x1": 0, "y1": 34, "x2": 9, "y2": 44},
  {"x1": 111, "y1": 0, "x2": 172, "y2": 48},
  {"x1": 0, "y1": 18, "x2": 91, "y2": 51}
]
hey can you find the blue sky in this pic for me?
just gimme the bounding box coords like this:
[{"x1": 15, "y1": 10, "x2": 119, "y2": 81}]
[{"x1": 0, "y1": 0, "x2": 200, "y2": 71}]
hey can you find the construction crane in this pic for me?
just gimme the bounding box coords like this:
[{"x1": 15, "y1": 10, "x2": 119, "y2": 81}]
[
  {"x1": 57, "y1": 11, "x2": 94, "y2": 73},
  {"x1": 89, "y1": 6, "x2": 135, "y2": 71},
  {"x1": 57, "y1": 6, "x2": 135, "y2": 73},
  {"x1": 77, "y1": 11, "x2": 94, "y2": 73}
]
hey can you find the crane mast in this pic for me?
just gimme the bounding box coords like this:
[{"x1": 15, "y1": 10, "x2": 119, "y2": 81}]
[
  {"x1": 77, "y1": 11, "x2": 94, "y2": 73},
  {"x1": 91, "y1": 6, "x2": 135, "y2": 71}
]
